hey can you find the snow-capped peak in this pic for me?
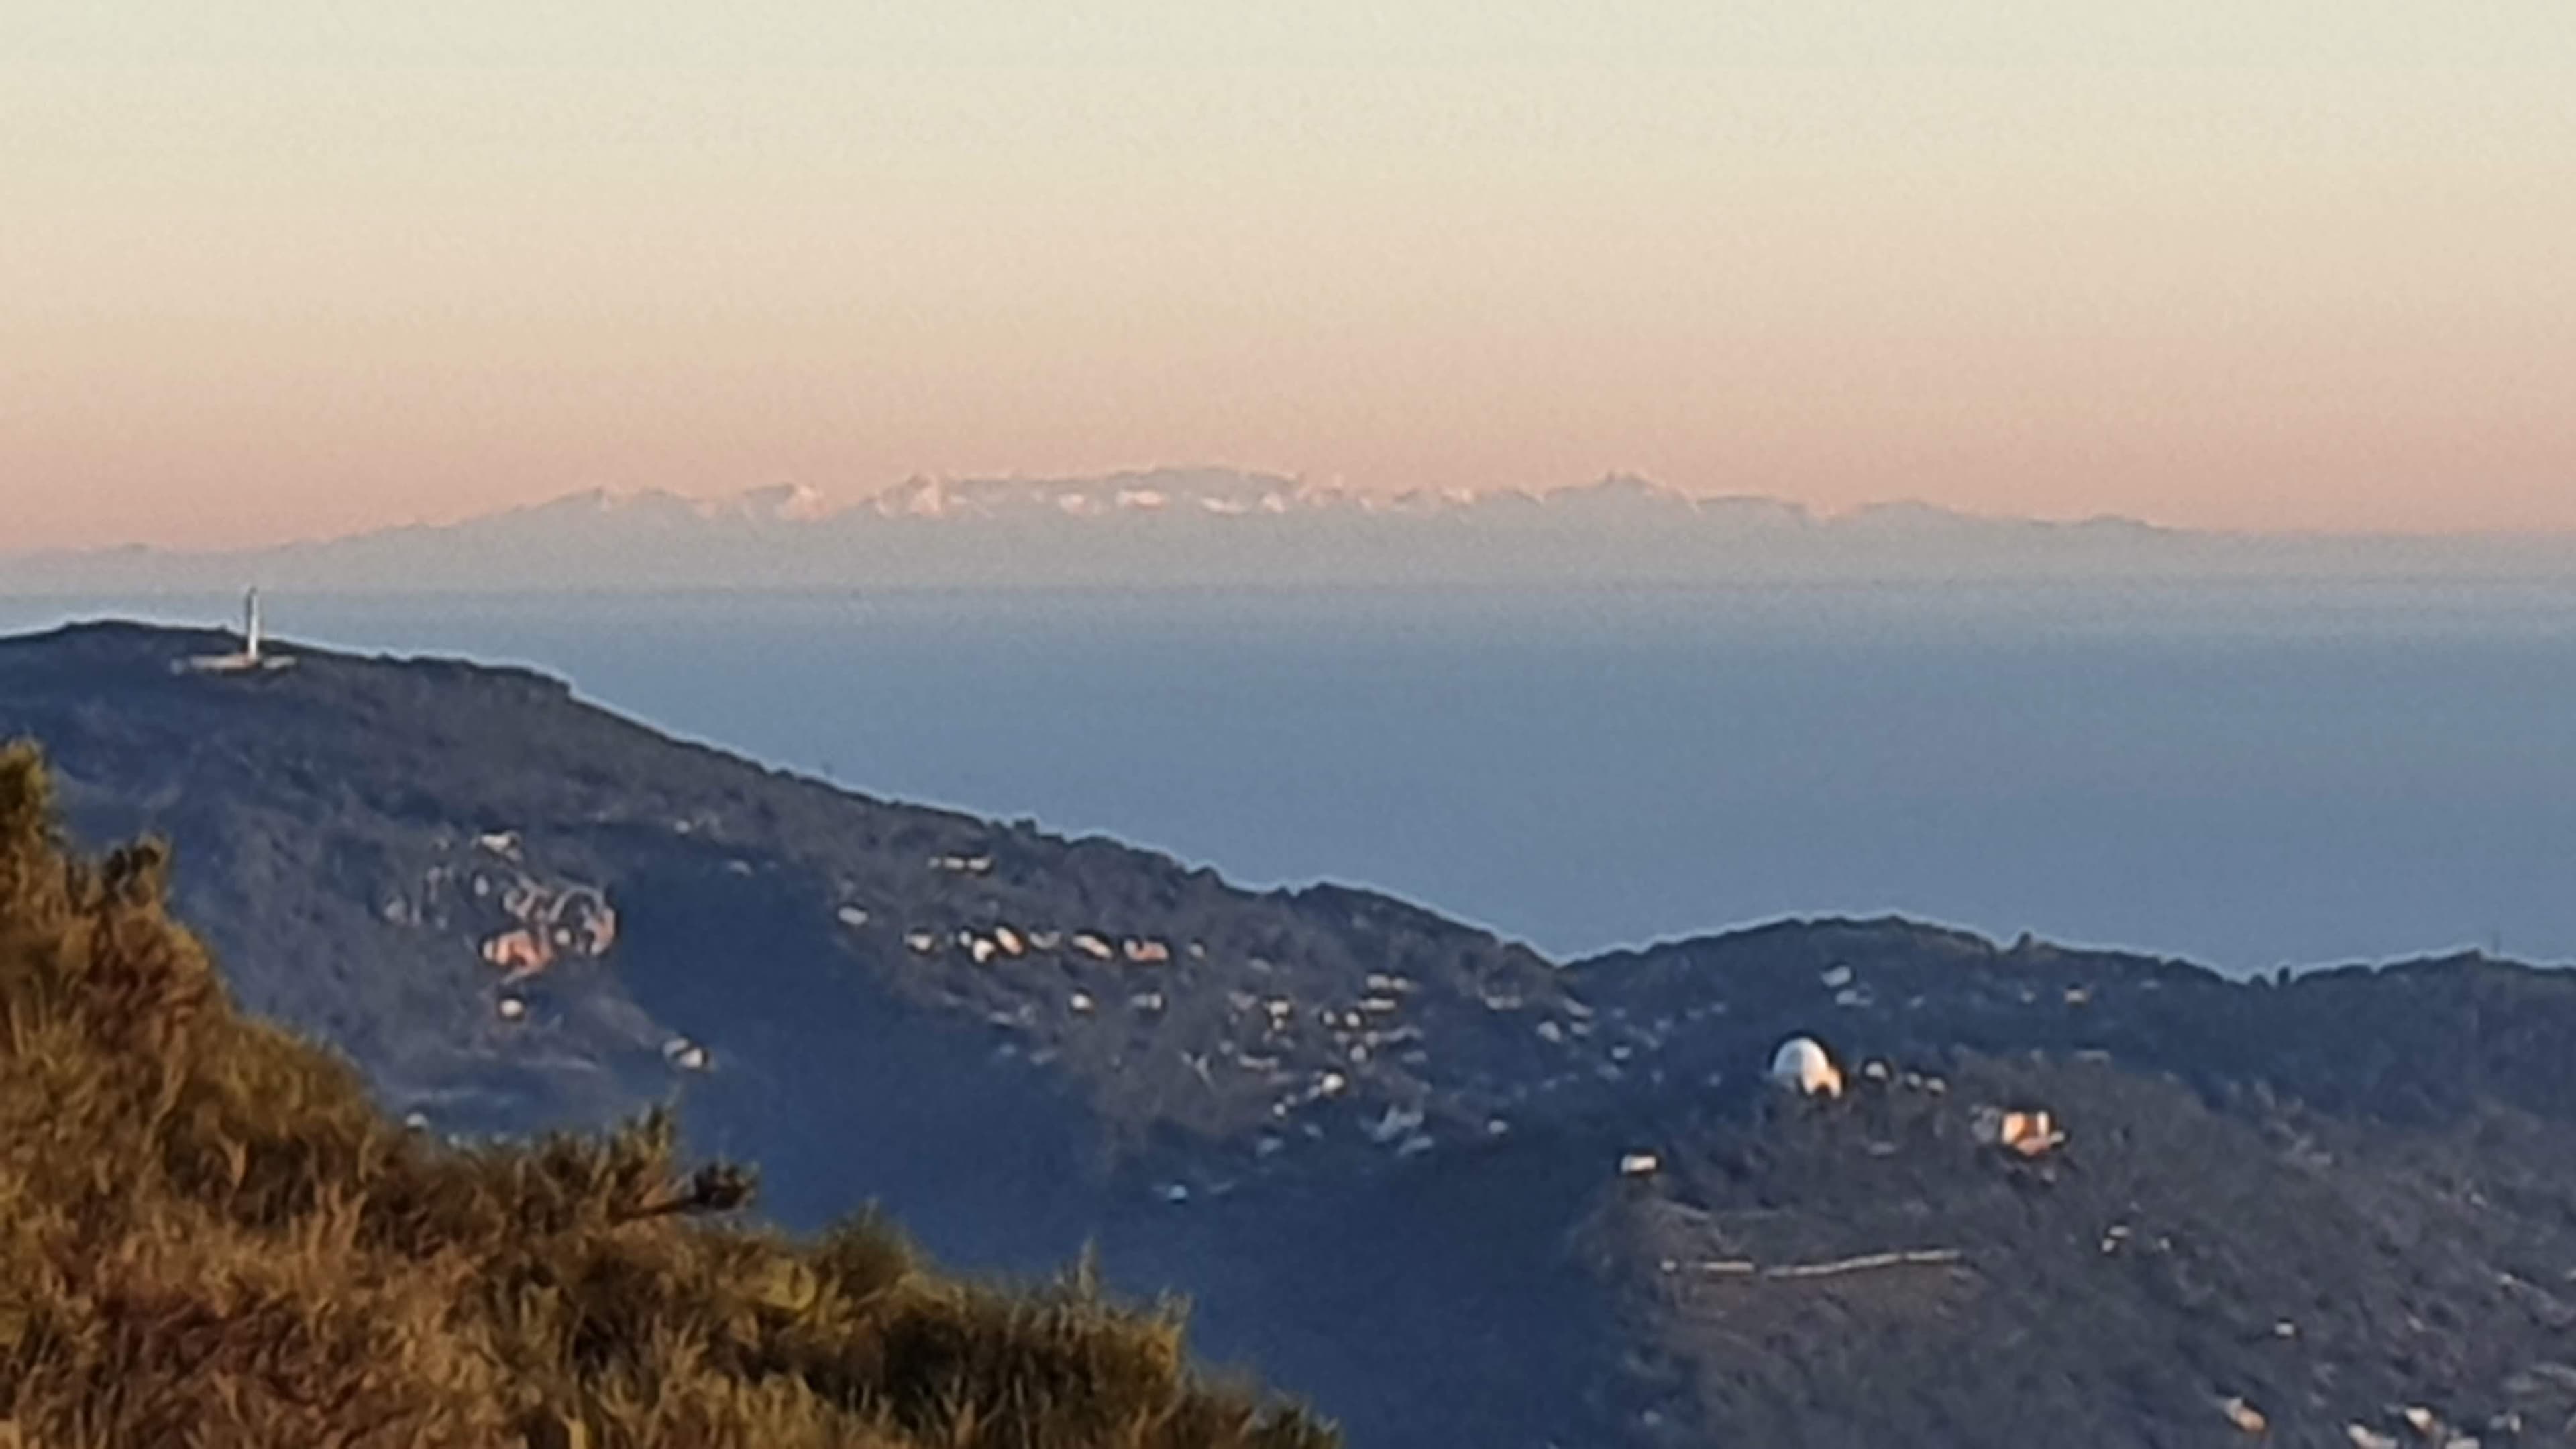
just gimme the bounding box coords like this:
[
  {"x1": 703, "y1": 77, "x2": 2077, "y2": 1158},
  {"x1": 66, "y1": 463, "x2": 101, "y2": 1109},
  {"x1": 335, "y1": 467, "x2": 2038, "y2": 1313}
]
[{"x1": 708, "y1": 484, "x2": 833, "y2": 523}]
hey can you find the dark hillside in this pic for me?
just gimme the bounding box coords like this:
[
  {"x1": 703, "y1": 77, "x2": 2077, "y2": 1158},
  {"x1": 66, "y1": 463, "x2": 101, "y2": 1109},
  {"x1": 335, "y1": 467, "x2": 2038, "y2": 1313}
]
[
  {"x1": 0, "y1": 622, "x2": 1584, "y2": 1155},
  {"x1": 1567, "y1": 928, "x2": 2576, "y2": 1445},
  {"x1": 13, "y1": 620, "x2": 2576, "y2": 1447},
  {"x1": 0, "y1": 623, "x2": 1631, "y2": 1447},
  {"x1": 0, "y1": 743, "x2": 1332, "y2": 1448},
  {"x1": 1580, "y1": 1059, "x2": 2576, "y2": 1446}
]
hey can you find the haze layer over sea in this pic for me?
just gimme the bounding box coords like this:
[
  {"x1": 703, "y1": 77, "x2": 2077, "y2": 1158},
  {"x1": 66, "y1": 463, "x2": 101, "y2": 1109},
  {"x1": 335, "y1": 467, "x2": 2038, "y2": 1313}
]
[{"x1": 7, "y1": 582, "x2": 2571, "y2": 974}]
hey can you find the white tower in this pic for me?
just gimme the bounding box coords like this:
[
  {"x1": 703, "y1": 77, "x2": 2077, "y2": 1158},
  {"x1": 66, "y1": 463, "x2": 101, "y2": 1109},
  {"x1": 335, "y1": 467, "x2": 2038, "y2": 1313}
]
[{"x1": 176, "y1": 587, "x2": 291, "y2": 674}]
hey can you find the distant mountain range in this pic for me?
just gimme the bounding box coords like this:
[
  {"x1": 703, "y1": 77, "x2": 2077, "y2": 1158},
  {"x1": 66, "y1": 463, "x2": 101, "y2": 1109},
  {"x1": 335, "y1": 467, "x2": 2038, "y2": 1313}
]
[{"x1": 11, "y1": 468, "x2": 2569, "y2": 592}]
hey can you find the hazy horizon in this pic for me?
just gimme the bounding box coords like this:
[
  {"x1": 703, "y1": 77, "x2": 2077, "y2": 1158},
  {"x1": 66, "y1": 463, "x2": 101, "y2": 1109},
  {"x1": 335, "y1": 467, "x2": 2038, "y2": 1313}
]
[{"x1": 7, "y1": 3, "x2": 2573, "y2": 551}]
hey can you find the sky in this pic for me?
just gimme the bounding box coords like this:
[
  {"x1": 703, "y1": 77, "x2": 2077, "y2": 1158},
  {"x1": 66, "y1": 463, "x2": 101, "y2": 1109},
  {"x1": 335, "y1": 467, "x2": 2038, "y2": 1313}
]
[{"x1": 4, "y1": 3, "x2": 2572, "y2": 551}]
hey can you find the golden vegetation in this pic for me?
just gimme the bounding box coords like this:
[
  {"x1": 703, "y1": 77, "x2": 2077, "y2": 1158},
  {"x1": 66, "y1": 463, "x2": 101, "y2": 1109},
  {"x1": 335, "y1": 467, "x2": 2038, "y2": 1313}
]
[{"x1": 0, "y1": 743, "x2": 1334, "y2": 1449}]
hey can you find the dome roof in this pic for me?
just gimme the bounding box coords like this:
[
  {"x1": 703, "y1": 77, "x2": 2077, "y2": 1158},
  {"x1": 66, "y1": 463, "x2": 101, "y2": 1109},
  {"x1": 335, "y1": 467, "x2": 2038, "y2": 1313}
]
[{"x1": 1770, "y1": 1036, "x2": 1844, "y2": 1097}]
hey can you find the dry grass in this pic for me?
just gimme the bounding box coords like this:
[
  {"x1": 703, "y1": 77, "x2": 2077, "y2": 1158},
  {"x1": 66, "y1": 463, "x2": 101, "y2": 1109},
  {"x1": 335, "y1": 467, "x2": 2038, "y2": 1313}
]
[{"x1": 0, "y1": 742, "x2": 1335, "y2": 1449}]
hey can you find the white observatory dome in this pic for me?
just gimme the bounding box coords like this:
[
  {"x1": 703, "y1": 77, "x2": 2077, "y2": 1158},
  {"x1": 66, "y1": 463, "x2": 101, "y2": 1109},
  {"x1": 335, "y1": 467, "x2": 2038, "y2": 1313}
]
[{"x1": 1770, "y1": 1036, "x2": 1844, "y2": 1098}]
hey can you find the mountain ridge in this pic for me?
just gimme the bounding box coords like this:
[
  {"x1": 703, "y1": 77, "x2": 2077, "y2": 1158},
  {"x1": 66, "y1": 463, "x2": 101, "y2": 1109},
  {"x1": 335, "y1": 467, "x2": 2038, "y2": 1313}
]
[
  {"x1": 18, "y1": 468, "x2": 2571, "y2": 593},
  {"x1": 23, "y1": 468, "x2": 2129, "y2": 547}
]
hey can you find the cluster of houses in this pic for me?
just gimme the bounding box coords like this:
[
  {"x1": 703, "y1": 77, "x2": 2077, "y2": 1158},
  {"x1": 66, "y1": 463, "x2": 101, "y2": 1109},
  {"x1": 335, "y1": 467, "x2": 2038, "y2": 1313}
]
[
  {"x1": 377, "y1": 828, "x2": 631, "y2": 1036},
  {"x1": 835, "y1": 877, "x2": 1519, "y2": 1167},
  {"x1": 462, "y1": 832, "x2": 619, "y2": 987},
  {"x1": 892, "y1": 920, "x2": 1182, "y2": 973},
  {"x1": 2220, "y1": 1394, "x2": 2497, "y2": 1447}
]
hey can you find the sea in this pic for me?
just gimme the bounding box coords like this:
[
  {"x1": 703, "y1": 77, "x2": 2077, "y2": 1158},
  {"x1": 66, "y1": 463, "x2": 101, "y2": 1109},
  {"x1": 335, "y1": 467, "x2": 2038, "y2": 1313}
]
[{"x1": 7, "y1": 580, "x2": 2575, "y2": 975}]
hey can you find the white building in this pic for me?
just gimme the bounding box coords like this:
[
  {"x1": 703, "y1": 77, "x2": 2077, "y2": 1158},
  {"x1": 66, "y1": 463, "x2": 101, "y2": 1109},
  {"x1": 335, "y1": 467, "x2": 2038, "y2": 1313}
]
[{"x1": 1770, "y1": 1036, "x2": 1845, "y2": 1098}]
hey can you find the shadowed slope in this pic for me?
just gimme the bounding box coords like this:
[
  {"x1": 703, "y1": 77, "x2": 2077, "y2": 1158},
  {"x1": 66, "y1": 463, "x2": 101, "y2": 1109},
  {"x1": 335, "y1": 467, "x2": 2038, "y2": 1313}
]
[{"x1": 0, "y1": 743, "x2": 1334, "y2": 1449}]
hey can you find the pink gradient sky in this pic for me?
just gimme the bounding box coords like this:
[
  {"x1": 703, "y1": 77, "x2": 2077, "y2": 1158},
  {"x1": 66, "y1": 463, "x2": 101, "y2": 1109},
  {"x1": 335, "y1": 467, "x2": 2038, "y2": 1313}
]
[{"x1": 5, "y1": 4, "x2": 2572, "y2": 551}]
